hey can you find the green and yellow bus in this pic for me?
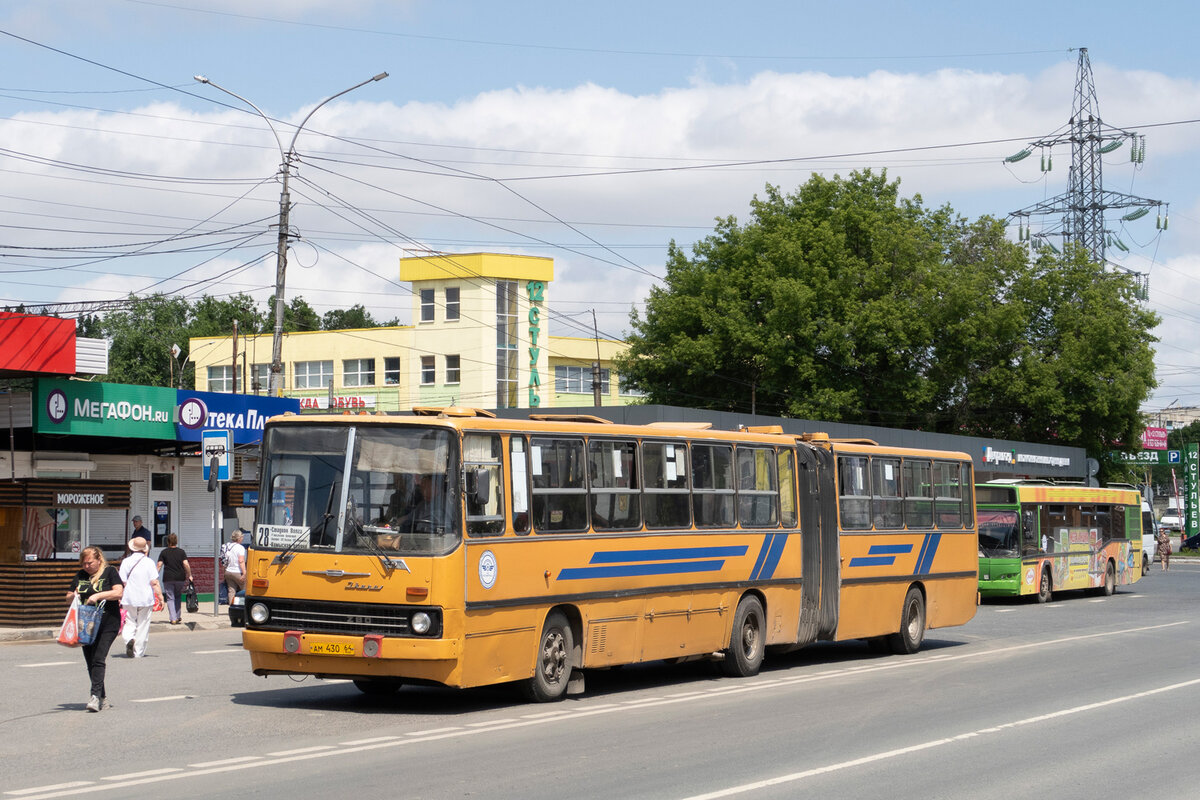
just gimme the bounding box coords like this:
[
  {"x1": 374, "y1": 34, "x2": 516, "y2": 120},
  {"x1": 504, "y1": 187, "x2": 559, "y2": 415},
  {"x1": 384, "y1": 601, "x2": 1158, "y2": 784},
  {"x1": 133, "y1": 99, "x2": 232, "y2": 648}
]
[
  {"x1": 241, "y1": 408, "x2": 979, "y2": 700},
  {"x1": 977, "y1": 481, "x2": 1143, "y2": 602}
]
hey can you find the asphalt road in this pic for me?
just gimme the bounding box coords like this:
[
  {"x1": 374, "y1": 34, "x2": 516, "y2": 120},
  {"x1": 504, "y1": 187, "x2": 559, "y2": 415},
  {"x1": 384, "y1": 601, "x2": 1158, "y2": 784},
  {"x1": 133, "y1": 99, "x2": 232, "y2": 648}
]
[{"x1": 4, "y1": 565, "x2": 1200, "y2": 799}]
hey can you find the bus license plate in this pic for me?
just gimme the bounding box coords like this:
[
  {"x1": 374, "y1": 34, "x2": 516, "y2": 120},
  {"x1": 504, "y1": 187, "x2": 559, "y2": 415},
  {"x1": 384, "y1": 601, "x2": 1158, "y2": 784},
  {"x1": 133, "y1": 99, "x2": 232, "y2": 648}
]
[{"x1": 308, "y1": 640, "x2": 356, "y2": 657}]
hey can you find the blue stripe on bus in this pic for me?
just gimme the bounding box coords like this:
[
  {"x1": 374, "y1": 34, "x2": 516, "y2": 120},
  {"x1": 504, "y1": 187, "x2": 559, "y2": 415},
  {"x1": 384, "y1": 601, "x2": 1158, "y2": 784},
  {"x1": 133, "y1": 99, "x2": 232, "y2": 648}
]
[
  {"x1": 558, "y1": 560, "x2": 727, "y2": 580},
  {"x1": 749, "y1": 534, "x2": 772, "y2": 580},
  {"x1": 759, "y1": 533, "x2": 789, "y2": 579},
  {"x1": 915, "y1": 533, "x2": 942, "y2": 574},
  {"x1": 848, "y1": 543, "x2": 914, "y2": 568},
  {"x1": 589, "y1": 546, "x2": 749, "y2": 564}
]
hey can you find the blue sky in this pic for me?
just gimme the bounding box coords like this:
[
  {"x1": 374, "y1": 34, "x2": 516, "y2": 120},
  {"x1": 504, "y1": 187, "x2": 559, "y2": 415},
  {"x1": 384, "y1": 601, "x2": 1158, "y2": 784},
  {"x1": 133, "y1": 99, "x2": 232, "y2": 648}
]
[{"x1": 1, "y1": 0, "x2": 1197, "y2": 412}]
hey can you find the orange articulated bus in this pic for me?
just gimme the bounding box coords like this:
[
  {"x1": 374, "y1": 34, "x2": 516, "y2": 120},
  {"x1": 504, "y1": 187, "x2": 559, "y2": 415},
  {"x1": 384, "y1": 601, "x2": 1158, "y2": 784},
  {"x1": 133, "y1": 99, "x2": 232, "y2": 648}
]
[{"x1": 241, "y1": 408, "x2": 978, "y2": 700}]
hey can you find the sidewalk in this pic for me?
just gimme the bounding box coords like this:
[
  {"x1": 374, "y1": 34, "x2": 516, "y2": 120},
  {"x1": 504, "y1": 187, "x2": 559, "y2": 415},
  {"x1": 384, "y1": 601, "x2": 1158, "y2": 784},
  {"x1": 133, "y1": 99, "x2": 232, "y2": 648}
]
[{"x1": 0, "y1": 603, "x2": 232, "y2": 643}]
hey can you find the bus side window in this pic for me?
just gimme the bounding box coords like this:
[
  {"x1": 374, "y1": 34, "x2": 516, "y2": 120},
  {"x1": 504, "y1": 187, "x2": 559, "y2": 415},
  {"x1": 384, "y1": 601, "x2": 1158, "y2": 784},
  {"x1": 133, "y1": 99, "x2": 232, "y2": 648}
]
[
  {"x1": 1022, "y1": 509, "x2": 1039, "y2": 554},
  {"x1": 837, "y1": 456, "x2": 870, "y2": 530},
  {"x1": 531, "y1": 437, "x2": 588, "y2": 533},
  {"x1": 465, "y1": 434, "x2": 504, "y2": 537}
]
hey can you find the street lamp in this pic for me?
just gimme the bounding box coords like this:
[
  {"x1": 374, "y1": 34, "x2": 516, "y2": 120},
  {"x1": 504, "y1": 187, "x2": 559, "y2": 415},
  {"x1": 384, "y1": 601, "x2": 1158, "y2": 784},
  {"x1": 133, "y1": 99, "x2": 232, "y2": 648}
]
[{"x1": 194, "y1": 72, "x2": 388, "y2": 396}]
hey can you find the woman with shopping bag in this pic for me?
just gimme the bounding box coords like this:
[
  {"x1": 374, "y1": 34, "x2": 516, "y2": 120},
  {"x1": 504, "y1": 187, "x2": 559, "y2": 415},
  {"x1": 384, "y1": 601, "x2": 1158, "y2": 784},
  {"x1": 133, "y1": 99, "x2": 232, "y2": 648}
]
[{"x1": 65, "y1": 546, "x2": 124, "y2": 712}]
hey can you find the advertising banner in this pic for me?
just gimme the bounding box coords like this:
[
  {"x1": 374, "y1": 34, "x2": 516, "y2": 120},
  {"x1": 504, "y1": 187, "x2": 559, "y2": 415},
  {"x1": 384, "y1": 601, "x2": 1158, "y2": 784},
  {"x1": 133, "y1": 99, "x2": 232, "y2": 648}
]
[
  {"x1": 1187, "y1": 442, "x2": 1199, "y2": 541},
  {"x1": 36, "y1": 379, "x2": 299, "y2": 444},
  {"x1": 37, "y1": 379, "x2": 176, "y2": 439}
]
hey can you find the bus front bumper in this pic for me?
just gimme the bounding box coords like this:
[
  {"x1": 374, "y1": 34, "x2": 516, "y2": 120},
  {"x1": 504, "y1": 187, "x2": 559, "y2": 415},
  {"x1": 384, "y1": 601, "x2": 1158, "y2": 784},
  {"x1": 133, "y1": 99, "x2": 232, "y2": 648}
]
[{"x1": 242, "y1": 629, "x2": 460, "y2": 682}]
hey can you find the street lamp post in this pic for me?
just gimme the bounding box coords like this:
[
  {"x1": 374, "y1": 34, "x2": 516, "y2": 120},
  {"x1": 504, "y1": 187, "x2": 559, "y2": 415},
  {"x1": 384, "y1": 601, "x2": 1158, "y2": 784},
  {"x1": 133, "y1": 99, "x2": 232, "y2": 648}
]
[{"x1": 194, "y1": 72, "x2": 388, "y2": 396}]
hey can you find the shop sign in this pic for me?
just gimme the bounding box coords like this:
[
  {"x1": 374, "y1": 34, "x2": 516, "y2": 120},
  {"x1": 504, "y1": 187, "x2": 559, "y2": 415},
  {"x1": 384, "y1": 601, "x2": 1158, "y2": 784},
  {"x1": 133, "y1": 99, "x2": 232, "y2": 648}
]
[
  {"x1": 176, "y1": 391, "x2": 298, "y2": 444},
  {"x1": 298, "y1": 395, "x2": 377, "y2": 411},
  {"x1": 37, "y1": 379, "x2": 176, "y2": 439},
  {"x1": 982, "y1": 446, "x2": 1071, "y2": 469},
  {"x1": 527, "y1": 281, "x2": 544, "y2": 407}
]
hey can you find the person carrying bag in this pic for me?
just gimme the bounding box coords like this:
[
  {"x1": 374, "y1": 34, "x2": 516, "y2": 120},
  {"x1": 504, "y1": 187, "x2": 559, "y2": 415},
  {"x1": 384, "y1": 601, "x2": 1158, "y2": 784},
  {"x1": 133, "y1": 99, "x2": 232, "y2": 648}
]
[{"x1": 65, "y1": 546, "x2": 124, "y2": 712}]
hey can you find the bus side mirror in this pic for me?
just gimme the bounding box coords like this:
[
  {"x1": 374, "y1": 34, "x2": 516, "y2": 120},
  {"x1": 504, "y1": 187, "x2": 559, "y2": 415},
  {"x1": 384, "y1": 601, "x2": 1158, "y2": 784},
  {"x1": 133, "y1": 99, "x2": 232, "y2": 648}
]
[{"x1": 468, "y1": 468, "x2": 491, "y2": 507}]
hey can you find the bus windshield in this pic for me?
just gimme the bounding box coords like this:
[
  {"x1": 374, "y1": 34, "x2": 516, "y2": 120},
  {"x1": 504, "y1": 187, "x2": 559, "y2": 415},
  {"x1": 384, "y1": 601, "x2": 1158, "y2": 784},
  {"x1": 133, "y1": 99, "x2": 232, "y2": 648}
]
[
  {"x1": 978, "y1": 509, "x2": 1019, "y2": 557},
  {"x1": 257, "y1": 424, "x2": 461, "y2": 557}
]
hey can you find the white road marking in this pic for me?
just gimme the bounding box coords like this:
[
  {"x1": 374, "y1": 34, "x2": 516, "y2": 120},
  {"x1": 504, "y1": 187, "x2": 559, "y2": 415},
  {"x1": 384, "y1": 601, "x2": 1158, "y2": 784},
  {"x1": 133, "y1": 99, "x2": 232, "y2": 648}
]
[
  {"x1": 339, "y1": 736, "x2": 402, "y2": 746},
  {"x1": 186, "y1": 756, "x2": 263, "y2": 769},
  {"x1": 101, "y1": 769, "x2": 182, "y2": 782},
  {"x1": 17, "y1": 662, "x2": 75, "y2": 668},
  {"x1": 192, "y1": 649, "x2": 245, "y2": 655},
  {"x1": 679, "y1": 675, "x2": 1200, "y2": 799},
  {"x1": 467, "y1": 719, "x2": 517, "y2": 727},
  {"x1": 131, "y1": 696, "x2": 192, "y2": 703},
  {"x1": 265, "y1": 746, "x2": 337, "y2": 757},
  {"x1": 3, "y1": 783, "x2": 92, "y2": 796},
  {"x1": 8, "y1": 620, "x2": 1188, "y2": 800}
]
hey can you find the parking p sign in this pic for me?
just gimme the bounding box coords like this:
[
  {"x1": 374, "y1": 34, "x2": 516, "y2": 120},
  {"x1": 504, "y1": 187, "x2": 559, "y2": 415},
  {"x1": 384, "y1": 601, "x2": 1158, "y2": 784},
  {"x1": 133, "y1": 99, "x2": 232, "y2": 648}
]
[{"x1": 202, "y1": 429, "x2": 232, "y2": 482}]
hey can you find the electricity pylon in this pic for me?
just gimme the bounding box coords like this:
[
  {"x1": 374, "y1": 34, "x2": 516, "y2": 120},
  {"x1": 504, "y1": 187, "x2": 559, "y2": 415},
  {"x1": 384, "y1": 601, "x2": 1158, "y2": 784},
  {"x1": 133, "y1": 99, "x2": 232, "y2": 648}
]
[{"x1": 1007, "y1": 47, "x2": 1166, "y2": 298}]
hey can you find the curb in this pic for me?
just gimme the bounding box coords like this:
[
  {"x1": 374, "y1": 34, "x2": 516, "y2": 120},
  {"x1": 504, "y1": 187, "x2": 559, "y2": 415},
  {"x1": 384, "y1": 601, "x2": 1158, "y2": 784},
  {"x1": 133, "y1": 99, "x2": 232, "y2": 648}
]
[{"x1": 0, "y1": 611, "x2": 232, "y2": 644}]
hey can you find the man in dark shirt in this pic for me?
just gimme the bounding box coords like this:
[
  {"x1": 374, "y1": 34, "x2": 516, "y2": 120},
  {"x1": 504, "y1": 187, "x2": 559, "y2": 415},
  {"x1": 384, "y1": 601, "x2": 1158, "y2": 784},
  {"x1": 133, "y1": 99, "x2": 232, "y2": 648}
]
[{"x1": 131, "y1": 515, "x2": 153, "y2": 545}]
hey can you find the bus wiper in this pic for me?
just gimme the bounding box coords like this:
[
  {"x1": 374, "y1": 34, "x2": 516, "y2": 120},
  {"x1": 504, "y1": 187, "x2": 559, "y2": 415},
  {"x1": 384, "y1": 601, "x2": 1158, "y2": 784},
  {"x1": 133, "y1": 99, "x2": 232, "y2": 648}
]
[{"x1": 272, "y1": 484, "x2": 335, "y2": 567}]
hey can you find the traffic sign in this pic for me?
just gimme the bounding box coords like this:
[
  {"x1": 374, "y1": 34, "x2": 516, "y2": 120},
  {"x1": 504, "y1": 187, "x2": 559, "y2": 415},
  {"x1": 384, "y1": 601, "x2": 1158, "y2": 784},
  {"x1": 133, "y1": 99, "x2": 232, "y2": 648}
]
[
  {"x1": 1111, "y1": 450, "x2": 1180, "y2": 465},
  {"x1": 201, "y1": 429, "x2": 232, "y2": 482}
]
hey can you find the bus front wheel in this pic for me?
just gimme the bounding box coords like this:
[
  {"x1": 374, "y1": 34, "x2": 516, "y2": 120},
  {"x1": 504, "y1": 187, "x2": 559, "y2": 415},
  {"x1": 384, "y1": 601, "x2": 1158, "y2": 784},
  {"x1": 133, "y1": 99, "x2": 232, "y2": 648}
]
[
  {"x1": 722, "y1": 595, "x2": 765, "y2": 677},
  {"x1": 1036, "y1": 569, "x2": 1053, "y2": 603},
  {"x1": 888, "y1": 587, "x2": 926, "y2": 655},
  {"x1": 522, "y1": 611, "x2": 573, "y2": 702},
  {"x1": 1142, "y1": 554, "x2": 1150, "y2": 576}
]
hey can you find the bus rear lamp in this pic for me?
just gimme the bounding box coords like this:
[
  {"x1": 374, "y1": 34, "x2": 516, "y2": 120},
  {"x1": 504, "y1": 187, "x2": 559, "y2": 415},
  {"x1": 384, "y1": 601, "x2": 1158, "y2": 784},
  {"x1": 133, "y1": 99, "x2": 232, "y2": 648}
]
[
  {"x1": 283, "y1": 631, "x2": 302, "y2": 654},
  {"x1": 411, "y1": 611, "x2": 432, "y2": 635},
  {"x1": 249, "y1": 603, "x2": 270, "y2": 625},
  {"x1": 363, "y1": 634, "x2": 383, "y2": 658},
  {"x1": 406, "y1": 586, "x2": 429, "y2": 599}
]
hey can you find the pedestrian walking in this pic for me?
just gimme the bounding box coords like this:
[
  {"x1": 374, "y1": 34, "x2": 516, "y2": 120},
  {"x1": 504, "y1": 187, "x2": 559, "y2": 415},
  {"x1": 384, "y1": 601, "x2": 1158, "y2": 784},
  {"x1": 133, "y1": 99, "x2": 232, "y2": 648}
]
[
  {"x1": 156, "y1": 533, "x2": 192, "y2": 625},
  {"x1": 221, "y1": 529, "x2": 247, "y2": 603},
  {"x1": 1156, "y1": 527, "x2": 1172, "y2": 571},
  {"x1": 119, "y1": 536, "x2": 163, "y2": 657},
  {"x1": 65, "y1": 546, "x2": 124, "y2": 712}
]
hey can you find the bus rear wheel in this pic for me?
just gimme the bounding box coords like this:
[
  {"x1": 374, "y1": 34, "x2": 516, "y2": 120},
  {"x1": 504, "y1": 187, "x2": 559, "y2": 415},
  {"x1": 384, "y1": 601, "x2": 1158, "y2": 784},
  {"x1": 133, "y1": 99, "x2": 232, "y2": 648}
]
[
  {"x1": 888, "y1": 587, "x2": 926, "y2": 655},
  {"x1": 1036, "y1": 569, "x2": 1053, "y2": 603},
  {"x1": 522, "y1": 611, "x2": 573, "y2": 702},
  {"x1": 1142, "y1": 554, "x2": 1150, "y2": 576},
  {"x1": 1102, "y1": 561, "x2": 1116, "y2": 596},
  {"x1": 722, "y1": 595, "x2": 765, "y2": 677}
]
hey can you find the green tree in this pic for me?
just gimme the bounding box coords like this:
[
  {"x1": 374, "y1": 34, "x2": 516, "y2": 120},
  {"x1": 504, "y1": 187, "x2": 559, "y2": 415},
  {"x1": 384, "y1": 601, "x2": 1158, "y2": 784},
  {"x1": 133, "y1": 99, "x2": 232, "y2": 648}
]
[
  {"x1": 322, "y1": 304, "x2": 383, "y2": 330},
  {"x1": 100, "y1": 295, "x2": 191, "y2": 386},
  {"x1": 617, "y1": 170, "x2": 1158, "y2": 475}
]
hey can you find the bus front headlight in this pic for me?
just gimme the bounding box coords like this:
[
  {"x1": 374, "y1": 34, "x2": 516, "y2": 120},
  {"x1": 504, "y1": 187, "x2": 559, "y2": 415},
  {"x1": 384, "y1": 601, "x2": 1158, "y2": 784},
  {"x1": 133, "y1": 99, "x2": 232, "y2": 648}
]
[
  {"x1": 411, "y1": 611, "x2": 432, "y2": 635},
  {"x1": 249, "y1": 603, "x2": 269, "y2": 624}
]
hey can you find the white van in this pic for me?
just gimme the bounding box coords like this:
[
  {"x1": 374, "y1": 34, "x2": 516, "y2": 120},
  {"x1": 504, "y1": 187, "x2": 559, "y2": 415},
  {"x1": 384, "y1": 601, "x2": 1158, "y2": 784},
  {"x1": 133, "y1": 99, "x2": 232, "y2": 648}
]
[{"x1": 1142, "y1": 500, "x2": 1157, "y2": 575}]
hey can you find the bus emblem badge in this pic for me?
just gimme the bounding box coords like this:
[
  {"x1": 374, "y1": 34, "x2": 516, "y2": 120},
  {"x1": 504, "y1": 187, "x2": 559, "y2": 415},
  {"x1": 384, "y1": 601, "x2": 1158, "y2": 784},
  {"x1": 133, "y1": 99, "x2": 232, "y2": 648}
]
[{"x1": 479, "y1": 550, "x2": 498, "y2": 589}]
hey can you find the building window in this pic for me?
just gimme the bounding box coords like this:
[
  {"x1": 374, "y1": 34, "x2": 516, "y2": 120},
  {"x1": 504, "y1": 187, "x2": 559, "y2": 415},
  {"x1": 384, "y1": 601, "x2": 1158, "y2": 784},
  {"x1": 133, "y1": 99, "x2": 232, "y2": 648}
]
[
  {"x1": 619, "y1": 374, "x2": 646, "y2": 397},
  {"x1": 343, "y1": 358, "x2": 375, "y2": 387},
  {"x1": 295, "y1": 360, "x2": 333, "y2": 390},
  {"x1": 384, "y1": 357, "x2": 401, "y2": 385},
  {"x1": 496, "y1": 280, "x2": 518, "y2": 407},
  {"x1": 445, "y1": 287, "x2": 460, "y2": 321},
  {"x1": 420, "y1": 356, "x2": 436, "y2": 385},
  {"x1": 446, "y1": 354, "x2": 461, "y2": 384},
  {"x1": 420, "y1": 288, "x2": 435, "y2": 322},
  {"x1": 555, "y1": 365, "x2": 609, "y2": 394},
  {"x1": 250, "y1": 363, "x2": 271, "y2": 394},
  {"x1": 207, "y1": 365, "x2": 234, "y2": 393}
]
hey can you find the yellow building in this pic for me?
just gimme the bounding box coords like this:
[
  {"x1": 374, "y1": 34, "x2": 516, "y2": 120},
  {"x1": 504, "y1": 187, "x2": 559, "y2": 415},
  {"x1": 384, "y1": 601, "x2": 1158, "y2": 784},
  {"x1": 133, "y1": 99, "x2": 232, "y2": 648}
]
[{"x1": 189, "y1": 253, "x2": 641, "y2": 411}]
